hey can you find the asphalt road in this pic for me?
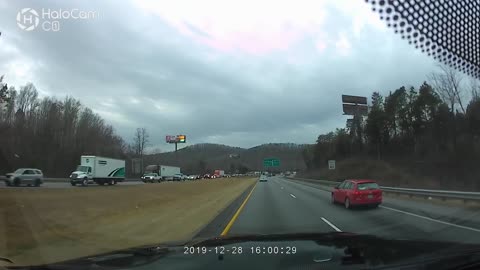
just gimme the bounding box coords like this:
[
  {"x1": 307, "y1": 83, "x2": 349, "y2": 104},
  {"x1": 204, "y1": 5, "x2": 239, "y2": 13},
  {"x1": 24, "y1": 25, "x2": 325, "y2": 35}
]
[{"x1": 226, "y1": 176, "x2": 480, "y2": 244}]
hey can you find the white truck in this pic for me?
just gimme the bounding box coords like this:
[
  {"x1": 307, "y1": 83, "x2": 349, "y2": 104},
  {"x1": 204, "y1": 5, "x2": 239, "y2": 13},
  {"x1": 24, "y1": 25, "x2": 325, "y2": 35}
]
[
  {"x1": 144, "y1": 165, "x2": 181, "y2": 181},
  {"x1": 70, "y1": 156, "x2": 125, "y2": 186}
]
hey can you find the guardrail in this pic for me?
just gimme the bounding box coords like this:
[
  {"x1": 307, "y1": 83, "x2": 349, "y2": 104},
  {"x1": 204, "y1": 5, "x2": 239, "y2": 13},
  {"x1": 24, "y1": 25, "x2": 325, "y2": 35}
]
[{"x1": 289, "y1": 177, "x2": 480, "y2": 202}]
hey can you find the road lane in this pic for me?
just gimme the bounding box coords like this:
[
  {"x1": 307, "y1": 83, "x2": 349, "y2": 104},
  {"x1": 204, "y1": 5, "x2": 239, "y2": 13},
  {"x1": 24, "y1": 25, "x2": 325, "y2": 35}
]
[
  {"x1": 228, "y1": 177, "x2": 333, "y2": 235},
  {"x1": 228, "y1": 176, "x2": 480, "y2": 244}
]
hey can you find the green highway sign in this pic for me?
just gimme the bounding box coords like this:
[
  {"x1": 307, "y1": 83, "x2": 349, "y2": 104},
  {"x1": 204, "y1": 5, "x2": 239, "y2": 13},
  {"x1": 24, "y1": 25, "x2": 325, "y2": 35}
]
[{"x1": 263, "y1": 158, "x2": 280, "y2": 167}]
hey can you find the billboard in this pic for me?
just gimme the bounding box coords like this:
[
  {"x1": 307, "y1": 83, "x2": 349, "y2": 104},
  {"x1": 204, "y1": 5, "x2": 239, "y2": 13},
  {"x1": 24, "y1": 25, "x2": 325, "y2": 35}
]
[
  {"x1": 166, "y1": 135, "x2": 187, "y2": 144},
  {"x1": 341, "y1": 95, "x2": 367, "y2": 105},
  {"x1": 342, "y1": 104, "x2": 368, "y2": 116}
]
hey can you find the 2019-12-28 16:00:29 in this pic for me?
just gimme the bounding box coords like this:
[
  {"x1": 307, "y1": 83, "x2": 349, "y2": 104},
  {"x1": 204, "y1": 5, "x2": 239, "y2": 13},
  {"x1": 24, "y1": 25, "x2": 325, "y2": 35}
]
[{"x1": 184, "y1": 246, "x2": 297, "y2": 255}]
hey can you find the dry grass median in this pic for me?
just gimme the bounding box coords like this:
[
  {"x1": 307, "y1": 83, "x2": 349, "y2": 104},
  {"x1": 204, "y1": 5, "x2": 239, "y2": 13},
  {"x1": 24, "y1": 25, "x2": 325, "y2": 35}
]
[{"x1": 0, "y1": 178, "x2": 256, "y2": 266}]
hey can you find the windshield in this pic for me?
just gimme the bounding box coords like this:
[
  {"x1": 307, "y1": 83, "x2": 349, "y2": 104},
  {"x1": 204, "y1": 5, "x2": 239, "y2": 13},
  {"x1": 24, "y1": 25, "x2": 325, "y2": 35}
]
[
  {"x1": 1, "y1": 0, "x2": 479, "y2": 268},
  {"x1": 76, "y1": 166, "x2": 90, "y2": 173},
  {"x1": 357, "y1": 183, "x2": 379, "y2": 190}
]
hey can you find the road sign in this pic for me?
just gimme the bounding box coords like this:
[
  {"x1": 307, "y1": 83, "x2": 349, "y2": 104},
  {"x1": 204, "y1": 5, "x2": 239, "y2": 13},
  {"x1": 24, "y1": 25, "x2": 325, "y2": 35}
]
[
  {"x1": 263, "y1": 158, "x2": 280, "y2": 167},
  {"x1": 328, "y1": 160, "x2": 336, "y2": 170}
]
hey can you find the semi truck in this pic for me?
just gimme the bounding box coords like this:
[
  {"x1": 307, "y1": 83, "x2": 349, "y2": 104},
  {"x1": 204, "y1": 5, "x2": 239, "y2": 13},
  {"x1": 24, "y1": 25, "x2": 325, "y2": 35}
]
[
  {"x1": 70, "y1": 156, "x2": 125, "y2": 186},
  {"x1": 144, "y1": 165, "x2": 180, "y2": 181}
]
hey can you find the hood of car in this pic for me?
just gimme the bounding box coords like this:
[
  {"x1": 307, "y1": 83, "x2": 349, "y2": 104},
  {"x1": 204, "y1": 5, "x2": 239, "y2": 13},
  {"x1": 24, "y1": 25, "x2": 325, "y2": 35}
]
[{"x1": 10, "y1": 232, "x2": 480, "y2": 270}]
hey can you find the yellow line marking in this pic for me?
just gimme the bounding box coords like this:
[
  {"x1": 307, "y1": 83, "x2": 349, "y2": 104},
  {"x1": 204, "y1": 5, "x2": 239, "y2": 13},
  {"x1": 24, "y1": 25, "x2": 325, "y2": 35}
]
[{"x1": 220, "y1": 182, "x2": 258, "y2": 236}]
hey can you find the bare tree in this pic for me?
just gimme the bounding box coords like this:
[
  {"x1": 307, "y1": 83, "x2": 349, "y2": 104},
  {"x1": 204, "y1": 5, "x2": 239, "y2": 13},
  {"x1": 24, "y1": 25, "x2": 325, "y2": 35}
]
[
  {"x1": 429, "y1": 65, "x2": 465, "y2": 114},
  {"x1": 133, "y1": 128, "x2": 149, "y2": 157},
  {"x1": 16, "y1": 83, "x2": 39, "y2": 115},
  {"x1": 470, "y1": 78, "x2": 480, "y2": 101}
]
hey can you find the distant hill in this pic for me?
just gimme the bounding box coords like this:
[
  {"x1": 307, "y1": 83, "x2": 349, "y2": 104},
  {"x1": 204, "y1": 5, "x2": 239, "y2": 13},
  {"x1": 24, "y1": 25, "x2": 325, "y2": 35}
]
[{"x1": 143, "y1": 143, "x2": 309, "y2": 174}]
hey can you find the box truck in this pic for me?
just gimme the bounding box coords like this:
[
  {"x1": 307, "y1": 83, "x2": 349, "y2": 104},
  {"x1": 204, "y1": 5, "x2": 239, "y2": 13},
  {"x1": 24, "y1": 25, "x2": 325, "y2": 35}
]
[
  {"x1": 70, "y1": 156, "x2": 125, "y2": 186},
  {"x1": 144, "y1": 165, "x2": 180, "y2": 181}
]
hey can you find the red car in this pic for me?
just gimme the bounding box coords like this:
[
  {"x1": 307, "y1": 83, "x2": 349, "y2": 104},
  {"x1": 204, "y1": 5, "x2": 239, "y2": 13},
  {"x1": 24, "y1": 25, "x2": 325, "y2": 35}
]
[{"x1": 331, "y1": 179, "x2": 382, "y2": 209}]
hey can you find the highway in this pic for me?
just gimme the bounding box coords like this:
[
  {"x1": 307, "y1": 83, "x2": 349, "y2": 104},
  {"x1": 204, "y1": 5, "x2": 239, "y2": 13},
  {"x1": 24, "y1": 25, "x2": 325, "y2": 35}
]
[{"x1": 223, "y1": 176, "x2": 480, "y2": 244}]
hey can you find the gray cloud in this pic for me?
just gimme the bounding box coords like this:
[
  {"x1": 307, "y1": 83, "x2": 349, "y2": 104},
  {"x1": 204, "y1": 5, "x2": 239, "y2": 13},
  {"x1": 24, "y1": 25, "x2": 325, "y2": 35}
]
[{"x1": 1, "y1": 0, "x2": 438, "y2": 149}]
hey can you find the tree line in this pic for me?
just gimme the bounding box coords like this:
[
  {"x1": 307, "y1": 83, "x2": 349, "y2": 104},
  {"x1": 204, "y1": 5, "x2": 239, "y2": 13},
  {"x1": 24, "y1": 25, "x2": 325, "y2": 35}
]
[
  {"x1": 0, "y1": 76, "x2": 151, "y2": 177},
  {"x1": 303, "y1": 66, "x2": 480, "y2": 185}
]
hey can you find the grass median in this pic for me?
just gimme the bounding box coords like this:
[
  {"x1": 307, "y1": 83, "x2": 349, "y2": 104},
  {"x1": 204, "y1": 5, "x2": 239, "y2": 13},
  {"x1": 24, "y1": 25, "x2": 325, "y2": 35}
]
[{"x1": 0, "y1": 178, "x2": 256, "y2": 266}]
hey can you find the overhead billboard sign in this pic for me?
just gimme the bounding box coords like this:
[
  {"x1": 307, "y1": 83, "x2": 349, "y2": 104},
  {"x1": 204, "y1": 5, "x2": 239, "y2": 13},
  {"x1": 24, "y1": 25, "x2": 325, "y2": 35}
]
[
  {"x1": 342, "y1": 94, "x2": 368, "y2": 116},
  {"x1": 342, "y1": 95, "x2": 367, "y2": 105},
  {"x1": 166, "y1": 135, "x2": 187, "y2": 144},
  {"x1": 342, "y1": 104, "x2": 368, "y2": 116}
]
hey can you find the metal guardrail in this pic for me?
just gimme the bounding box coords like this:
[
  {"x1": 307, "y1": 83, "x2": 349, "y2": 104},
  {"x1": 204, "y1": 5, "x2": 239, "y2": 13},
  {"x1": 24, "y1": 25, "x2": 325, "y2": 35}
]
[{"x1": 290, "y1": 177, "x2": 480, "y2": 201}]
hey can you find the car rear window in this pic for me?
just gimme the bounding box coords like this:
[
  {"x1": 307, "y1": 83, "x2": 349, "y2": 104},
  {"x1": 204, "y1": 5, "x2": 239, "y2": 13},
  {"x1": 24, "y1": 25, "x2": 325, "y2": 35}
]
[{"x1": 357, "y1": 182, "x2": 379, "y2": 190}]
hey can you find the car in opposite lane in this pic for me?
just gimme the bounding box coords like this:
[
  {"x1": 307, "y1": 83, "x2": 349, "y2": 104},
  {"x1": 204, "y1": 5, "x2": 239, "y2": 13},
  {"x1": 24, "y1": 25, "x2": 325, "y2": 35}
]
[
  {"x1": 4, "y1": 168, "x2": 44, "y2": 187},
  {"x1": 331, "y1": 179, "x2": 382, "y2": 209}
]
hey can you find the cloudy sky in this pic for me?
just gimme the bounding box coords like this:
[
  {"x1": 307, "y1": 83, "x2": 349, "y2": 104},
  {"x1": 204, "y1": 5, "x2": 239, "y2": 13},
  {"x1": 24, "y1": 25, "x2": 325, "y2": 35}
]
[{"x1": 0, "y1": 0, "x2": 438, "y2": 150}]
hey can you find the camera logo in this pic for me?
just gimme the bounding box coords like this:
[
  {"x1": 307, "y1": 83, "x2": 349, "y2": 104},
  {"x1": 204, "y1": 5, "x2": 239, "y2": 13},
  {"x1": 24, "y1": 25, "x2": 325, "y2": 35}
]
[{"x1": 17, "y1": 8, "x2": 40, "y2": 31}]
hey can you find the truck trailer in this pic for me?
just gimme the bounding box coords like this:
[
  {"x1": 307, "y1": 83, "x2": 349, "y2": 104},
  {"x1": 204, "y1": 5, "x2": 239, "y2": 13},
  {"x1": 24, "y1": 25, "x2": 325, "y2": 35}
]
[
  {"x1": 214, "y1": 170, "x2": 225, "y2": 178},
  {"x1": 144, "y1": 165, "x2": 181, "y2": 181},
  {"x1": 70, "y1": 156, "x2": 125, "y2": 186}
]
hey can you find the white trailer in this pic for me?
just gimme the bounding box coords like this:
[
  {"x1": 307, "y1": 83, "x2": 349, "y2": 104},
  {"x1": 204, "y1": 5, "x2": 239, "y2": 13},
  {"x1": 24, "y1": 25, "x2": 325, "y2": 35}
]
[
  {"x1": 159, "y1": 165, "x2": 180, "y2": 181},
  {"x1": 70, "y1": 156, "x2": 125, "y2": 186}
]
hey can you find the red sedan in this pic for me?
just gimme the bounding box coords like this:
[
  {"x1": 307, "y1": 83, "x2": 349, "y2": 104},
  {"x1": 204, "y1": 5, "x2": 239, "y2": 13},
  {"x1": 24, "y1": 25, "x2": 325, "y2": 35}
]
[{"x1": 331, "y1": 179, "x2": 382, "y2": 209}]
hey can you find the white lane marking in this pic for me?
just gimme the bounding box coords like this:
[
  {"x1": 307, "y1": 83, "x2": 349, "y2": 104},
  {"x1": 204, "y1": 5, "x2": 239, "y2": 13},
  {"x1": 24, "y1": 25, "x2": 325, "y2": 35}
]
[
  {"x1": 380, "y1": 205, "x2": 480, "y2": 233},
  {"x1": 289, "y1": 193, "x2": 296, "y2": 198},
  {"x1": 321, "y1": 217, "x2": 342, "y2": 232}
]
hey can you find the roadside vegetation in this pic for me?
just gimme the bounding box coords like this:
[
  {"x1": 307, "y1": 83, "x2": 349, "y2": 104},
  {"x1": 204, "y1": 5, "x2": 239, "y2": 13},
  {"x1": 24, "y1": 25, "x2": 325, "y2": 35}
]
[
  {"x1": 0, "y1": 178, "x2": 256, "y2": 266},
  {"x1": 302, "y1": 66, "x2": 480, "y2": 190}
]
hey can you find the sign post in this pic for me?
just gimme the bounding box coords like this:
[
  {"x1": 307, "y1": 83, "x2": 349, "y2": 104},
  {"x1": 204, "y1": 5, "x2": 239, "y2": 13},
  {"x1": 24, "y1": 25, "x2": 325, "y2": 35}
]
[{"x1": 342, "y1": 94, "x2": 368, "y2": 134}]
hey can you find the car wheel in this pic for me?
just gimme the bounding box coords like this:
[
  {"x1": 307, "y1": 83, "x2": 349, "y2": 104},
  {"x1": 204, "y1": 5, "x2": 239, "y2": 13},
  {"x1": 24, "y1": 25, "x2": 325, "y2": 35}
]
[
  {"x1": 82, "y1": 178, "x2": 88, "y2": 186},
  {"x1": 13, "y1": 178, "x2": 21, "y2": 187},
  {"x1": 71, "y1": 182, "x2": 76, "y2": 186},
  {"x1": 344, "y1": 198, "x2": 351, "y2": 209},
  {"x1": 372, "y1": 204, "x2": 379, "y2": 208},
  {"x1": 34, "y1": 179, "x2": 41, "y2": 187},
  {"x1": 331, "y1": 194, "x2": 335, "y2": 204}
]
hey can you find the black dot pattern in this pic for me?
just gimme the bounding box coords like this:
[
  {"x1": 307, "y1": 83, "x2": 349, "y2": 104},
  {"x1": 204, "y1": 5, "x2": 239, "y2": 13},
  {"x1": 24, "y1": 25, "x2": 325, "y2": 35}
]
[{"x1": 365, "y1": 0, "x2": 480, "y2": 79}]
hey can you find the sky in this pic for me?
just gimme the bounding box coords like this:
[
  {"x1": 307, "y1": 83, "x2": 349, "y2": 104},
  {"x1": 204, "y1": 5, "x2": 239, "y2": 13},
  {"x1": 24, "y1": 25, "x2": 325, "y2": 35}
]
[{"x1": 0, "y1": 0, "x2": 440, "y2": 150}]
